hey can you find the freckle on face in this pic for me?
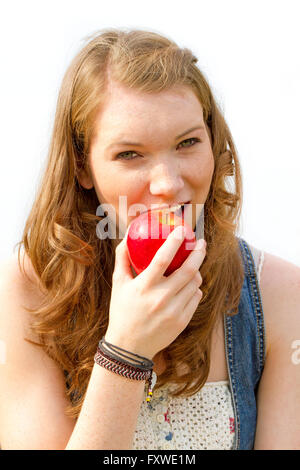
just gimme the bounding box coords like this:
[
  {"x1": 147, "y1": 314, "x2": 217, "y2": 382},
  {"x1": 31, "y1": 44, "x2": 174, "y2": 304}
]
[{"x1": 86, "y1": 83, "x2": 215, "y2": 235}]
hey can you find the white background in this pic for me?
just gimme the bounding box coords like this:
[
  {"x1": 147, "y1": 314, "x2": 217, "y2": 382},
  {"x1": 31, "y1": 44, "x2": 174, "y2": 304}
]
[{"x1": 0, "y1": 0, "x2": 299, "y2": 266}]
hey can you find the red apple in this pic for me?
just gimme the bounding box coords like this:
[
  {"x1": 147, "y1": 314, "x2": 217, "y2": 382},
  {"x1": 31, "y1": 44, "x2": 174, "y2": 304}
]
[{"x1": 126, "y1": 207, "x2": 196, "y2": 277}]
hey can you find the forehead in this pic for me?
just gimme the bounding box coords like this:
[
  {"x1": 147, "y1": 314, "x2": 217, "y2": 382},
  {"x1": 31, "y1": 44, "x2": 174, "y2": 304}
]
[{"x1": 92, "y1": 82, "x2": 204, "y2": 139}]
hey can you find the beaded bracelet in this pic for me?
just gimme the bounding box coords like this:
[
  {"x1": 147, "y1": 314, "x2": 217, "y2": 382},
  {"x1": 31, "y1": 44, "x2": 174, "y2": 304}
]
[{"x1": 94, "y1": 339, "x2": 157, "y2": 405}]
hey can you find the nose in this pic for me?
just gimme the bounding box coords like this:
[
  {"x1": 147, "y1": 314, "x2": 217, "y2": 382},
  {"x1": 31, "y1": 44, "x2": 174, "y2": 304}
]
[{"x1": 149, "y1": 161, "x2": 184, "y2": 198}]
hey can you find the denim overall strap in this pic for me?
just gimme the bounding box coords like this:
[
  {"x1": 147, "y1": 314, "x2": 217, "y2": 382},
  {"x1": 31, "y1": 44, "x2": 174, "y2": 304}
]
[{"x1": 224, "y1": 238, "x2": 266, "y2": 450}]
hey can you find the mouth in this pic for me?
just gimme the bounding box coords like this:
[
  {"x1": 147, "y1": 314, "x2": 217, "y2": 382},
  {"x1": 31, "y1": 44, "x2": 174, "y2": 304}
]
[
  {"x1": 173, "y1": 201, "x2": 191, "y2": 216},
  {"x1": 151, "y1": 201, "x2": 191, "y2": 212},
  {"x1": 137, "y1": 201, "x2": 192, "y2": 218}
]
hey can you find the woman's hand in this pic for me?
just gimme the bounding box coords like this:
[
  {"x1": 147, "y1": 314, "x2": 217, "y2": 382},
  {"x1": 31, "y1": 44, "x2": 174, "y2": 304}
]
[{"x1": 105, "y1": 225, "x2": 207, "y2": 360}]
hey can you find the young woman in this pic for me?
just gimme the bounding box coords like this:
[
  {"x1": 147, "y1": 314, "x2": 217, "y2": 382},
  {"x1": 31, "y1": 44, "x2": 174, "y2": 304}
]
[{"x1": 0, "y1": 28, "x2": 299, "y2": 450}]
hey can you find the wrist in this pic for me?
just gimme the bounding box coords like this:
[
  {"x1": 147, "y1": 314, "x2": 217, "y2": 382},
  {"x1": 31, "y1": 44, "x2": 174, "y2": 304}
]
[
  {"x1": 103, "y1": 331, "x2": 155, "y2": 361},
  {"x1": 94, "y1": 336, "x2": 156, "y2": 406}
]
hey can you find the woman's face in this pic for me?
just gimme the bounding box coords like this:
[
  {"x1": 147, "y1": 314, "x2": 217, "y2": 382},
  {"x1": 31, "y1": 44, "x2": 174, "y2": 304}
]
[{"x1": 79, "y1": 81, "x2": 215, "y2": 242}]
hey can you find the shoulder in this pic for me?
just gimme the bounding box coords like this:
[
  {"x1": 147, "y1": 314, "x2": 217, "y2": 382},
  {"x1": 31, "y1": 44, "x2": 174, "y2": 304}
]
[
  {"x1": 0, "y1": 250, "x2": 45, "y2": 297},
  {"x1": 253, "y1": 249, "x2": 300, "y2": 449},
  {"x1": 259, "y1": 249, "x2": 300, "y2": 357},
  {"x1": 0, "y1": 251, "x2": 46, "y2": 343},
  {"x1": 0, "y1": 250, "x2": 69, "y2": 394},
  {"x1": 0, "y1": 250, "x2": 46, "y2": 293},
  {"x1": 0, "y1": 253, "x2": 76, "y2": 449},
  {"x1": 0, "y1": 250, "x2": 67, "y2": 375}
]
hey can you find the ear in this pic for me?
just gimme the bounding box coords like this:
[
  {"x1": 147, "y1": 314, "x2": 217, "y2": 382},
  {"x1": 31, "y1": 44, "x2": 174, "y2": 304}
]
[{"x1": 77, "y1": 166, "x2": 94, "y2": 190}]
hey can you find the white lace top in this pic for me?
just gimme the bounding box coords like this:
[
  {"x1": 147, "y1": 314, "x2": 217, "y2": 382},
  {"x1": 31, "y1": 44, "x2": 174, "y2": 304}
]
[
  {"x1": 133, "y1": 381, "x2": 235, "y2": 450},
  {"x1": 132, "y1": 246, "x2": 264, "y2": 450}
]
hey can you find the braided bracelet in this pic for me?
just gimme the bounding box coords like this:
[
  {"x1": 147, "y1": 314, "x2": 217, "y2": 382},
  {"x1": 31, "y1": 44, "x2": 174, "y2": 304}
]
[
  {"x1": 94, "y1": 342, "x2": 157, "y2": 405},
  {"x1": 98, "y1": 337, "x2": 154, "y2": 370}
]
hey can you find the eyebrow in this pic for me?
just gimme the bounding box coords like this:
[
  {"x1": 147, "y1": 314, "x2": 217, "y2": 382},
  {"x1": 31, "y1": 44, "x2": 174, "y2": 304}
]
[{"x1": 107, "y1": 125, "x2": 205, "y2": 149}]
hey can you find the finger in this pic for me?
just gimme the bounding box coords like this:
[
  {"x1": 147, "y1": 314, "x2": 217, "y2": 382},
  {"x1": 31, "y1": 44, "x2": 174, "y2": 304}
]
[
  {"x1": 141, "y1": 225, "x2": 187, "y2": 284},
  {"x1": 171, "y1": 274, "x2": 201, "y2": 310},
  {"x1": 182, "y1": 288, "x2": 203, "y2": 322},
  {"x1": 168, "y1": 239, "x2": 206, "y2": 294}
]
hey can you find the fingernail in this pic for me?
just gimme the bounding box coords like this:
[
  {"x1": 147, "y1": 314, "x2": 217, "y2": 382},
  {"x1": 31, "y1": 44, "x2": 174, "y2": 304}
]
[
  {"x1": 173, "y1": 225, "x2": 186, "y2": 239},
  {"x1": 196, "y1": 239, "x2": 206, "y2": 250}
]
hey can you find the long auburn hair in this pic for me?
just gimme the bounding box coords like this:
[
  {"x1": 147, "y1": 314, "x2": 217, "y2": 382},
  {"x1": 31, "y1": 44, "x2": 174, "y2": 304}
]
[{"x1": 15, "y1": 28, "x2": 244, "y2": 419}]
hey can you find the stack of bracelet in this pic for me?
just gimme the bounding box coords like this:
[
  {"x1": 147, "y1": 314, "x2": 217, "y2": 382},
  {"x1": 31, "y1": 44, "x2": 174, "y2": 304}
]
[{"x1": 94, "y1": 337, "x2": 157, "y2": 406}]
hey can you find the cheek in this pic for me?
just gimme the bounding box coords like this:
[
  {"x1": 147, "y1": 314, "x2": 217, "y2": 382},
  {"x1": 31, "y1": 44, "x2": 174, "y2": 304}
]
[
  {"x1": 190, "y1": 152, "x2": 215, "y2": 186},
  {"x1": 93, "y1": 170, "x2": 144, "y2": 214},
  {"x1": 206, "y1": 154, "x2": 215, "y2": 181}
]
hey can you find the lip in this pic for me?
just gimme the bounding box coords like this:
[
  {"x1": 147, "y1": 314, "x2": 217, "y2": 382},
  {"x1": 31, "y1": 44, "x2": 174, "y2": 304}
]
[
  {"x1": 135, "y1": 201, "x2": 191, "y2": 218},
  {"x1": 149, "y1": 201, "x2": 191, "y2": 211}
]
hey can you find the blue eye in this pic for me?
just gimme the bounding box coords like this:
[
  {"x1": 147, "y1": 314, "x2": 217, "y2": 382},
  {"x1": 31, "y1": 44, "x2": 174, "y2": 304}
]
[{"x1": 115, "y1": 137, "x2": 201, "y2": 161}]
